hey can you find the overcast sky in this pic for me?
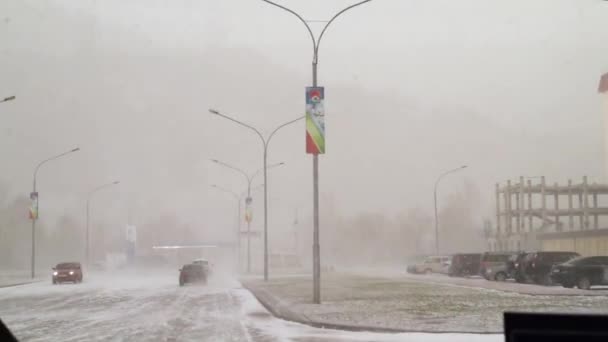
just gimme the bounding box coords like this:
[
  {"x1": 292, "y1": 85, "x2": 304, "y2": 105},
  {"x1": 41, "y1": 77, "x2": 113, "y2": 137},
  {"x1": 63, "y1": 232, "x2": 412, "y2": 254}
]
[{"x1": 1, "y1": 0, "x2": 607, "y2": 243}]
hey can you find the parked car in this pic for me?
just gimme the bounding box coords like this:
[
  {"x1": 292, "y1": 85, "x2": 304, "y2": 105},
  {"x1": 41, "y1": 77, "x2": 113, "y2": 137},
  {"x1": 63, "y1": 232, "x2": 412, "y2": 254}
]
[
  {"x1": 480, "y1": 252, "x2": 516, "y2": 281},
  {"x1": 507, "y1": 252, "x2": 529, "y2": 282},
  {"x1": 412, "y1": 256, "x2": 451, "y2": 274},
  {"x1": 449, "y1": 253, "x2": 481, "y2": 277},
  {"x1": 179, "y1": 263, "x2": 207, "y2": 286},
  {"x1": 520, "y1": 251, "x2": 580, "y2": 285},
  {"x1": 52, "y1": 262, "x2": 83, "y2": 284},
  {"x1": 551, "y1": 256, "x2": 608, "y2": 289},
  {"x1": 405, "y1": 255, "x2": 426, "y2": 274}
]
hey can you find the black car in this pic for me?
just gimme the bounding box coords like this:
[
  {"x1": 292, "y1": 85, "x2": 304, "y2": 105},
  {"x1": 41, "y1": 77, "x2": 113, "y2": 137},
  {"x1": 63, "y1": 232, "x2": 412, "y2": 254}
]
[
  {"x1": 520, "y1": 251, "x2": 580, "y2": 285},
  {"x1": 508, "y1": 252, "x2": 528, "y2": 282},
  {"x1": 551, "y1": 256, "x2": 608, "y2": 289},
  {"x1": 179, "y1": 264, "x2": 207, "y2": 286},
  {"x1": 449, "y1": 253, "x2": 482, "y2": 277},
  {"x1": 479, "y1": 252, "x2": 515, "y2": 280}
]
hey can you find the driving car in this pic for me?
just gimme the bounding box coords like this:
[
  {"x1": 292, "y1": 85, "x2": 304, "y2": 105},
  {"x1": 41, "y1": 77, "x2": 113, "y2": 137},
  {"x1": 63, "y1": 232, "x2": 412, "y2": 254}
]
[
  {"x1": 550, "y1": 256, "x2": 608, "y2": 289},
  {"x1": 192, "y1": 258, "x2": 211, "y2": 275},
  {"x1": 519, "y1": 251, "x2": 580, "y2": 285},
  {"x1": 412, "y1": 255, "x2": 451, "y2": 274},
  {"x1": 479, "y1": 252, "x2": 516, "y2": 280},
  {"x1": 448, "y1": 253, "x2": 481, "y2": 277},
  {"x1": 179, "y1": 263, "x2": 207, "y2": 286},
  {"x1": 52, "y1": 262, "x2": 83, "y2": 284}
]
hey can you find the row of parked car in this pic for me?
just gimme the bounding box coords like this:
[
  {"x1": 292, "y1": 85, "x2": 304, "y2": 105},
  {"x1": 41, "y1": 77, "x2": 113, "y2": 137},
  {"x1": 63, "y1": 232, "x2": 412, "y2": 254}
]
[{"x1": 407, "y1": 251, "x2": 608, "y2": 290}]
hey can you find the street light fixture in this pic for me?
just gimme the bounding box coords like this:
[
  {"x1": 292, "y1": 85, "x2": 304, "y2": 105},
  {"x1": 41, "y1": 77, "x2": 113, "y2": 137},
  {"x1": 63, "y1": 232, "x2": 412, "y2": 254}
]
[
  {"x1": 1, "y1": 96, "x2": 15, "y2": 103},
  {"x1": 260, "y1": 0, "x2": 373, "y2": 304},
  {"x1": 209, "y1": 109, "x2": 303, "y2": 281},
  {"x1": 86, "y1": 181, "x2": 120, "y2": 266},
  {"x1": 210, "y1": 157, "x2": 287, "y2": 273},
  {"x1": 30, "y1": 147, "x2": 80, "y2": 278},
  {"x1": 434, "y1": 165, "x2": 468, "y2": 255}
]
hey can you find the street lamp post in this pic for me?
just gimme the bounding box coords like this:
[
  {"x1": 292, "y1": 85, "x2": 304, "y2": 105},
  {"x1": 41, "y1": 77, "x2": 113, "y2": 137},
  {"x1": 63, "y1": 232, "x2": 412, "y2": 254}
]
[
  {"x1": 211, "y1": 184, "x2": 241, "y2": 271},
  {"x1": 1, "y1": 96, "x2": 16, "y2": 104},
  {"x1": 30, "y1": 147, "x2": 80, "y2": 278},
  {"x1": 260, "y1": 0, "x2": 373, "y2": 304},
  {"x1": 209, "y1": 109, "x2": 304, "y2": 281},
  {"x1": 86, "y1": 181, "x2": 120, "y2": 266},
  {"x1": 210, "y1": 157, "x2": 287, "y2": 274},
  {"x1": 434, "y1": 165, "x2": 467, "y2": 255}
]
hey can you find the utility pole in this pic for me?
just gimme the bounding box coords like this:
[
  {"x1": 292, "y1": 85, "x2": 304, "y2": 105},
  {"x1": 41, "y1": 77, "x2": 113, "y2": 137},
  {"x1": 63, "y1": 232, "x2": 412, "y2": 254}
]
[
  {"x1": 209, "y1": 111, "x2": 303, "y2": 280},
  {"x1": 30, "y1": 147, "x2": 80, "y2": 278},
  {"x1": 86, "y1": 181, "x2": 120, "y2": 266},
  {"x1": 434, "y1": 165, "x2": 467, "y2": 255},
  {"x1": 261, "y1": 0, "x2": 373, "y2": 304}
]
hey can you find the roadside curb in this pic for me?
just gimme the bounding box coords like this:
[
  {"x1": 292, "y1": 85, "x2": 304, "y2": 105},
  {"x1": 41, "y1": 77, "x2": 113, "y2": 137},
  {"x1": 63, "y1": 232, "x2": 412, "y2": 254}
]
[
  {"x1": 241, "y1": 280, "x2": 500, "y2": 335},
  {"x1": 0, "y1": 280, "x2": 43, "y2": 289},
  {"x1": 241, "y1": 281, "x2": 311, "y2": 324}
]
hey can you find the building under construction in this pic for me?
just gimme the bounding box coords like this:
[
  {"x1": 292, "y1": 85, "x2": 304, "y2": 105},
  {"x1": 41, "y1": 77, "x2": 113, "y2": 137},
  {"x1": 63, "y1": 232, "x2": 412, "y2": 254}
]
[
  {"x1": 490, "y1": 176, "x2": 608, "y2": 256},
  {"x1": 489, "y1": 73, "x2": 608, "y2": 256}
]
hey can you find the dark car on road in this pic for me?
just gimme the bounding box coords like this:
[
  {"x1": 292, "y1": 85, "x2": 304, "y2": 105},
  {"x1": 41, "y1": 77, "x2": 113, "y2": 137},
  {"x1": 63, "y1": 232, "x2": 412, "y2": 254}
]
[
  {"x1": 520, "y1": 251, "x2": 580, "y2": 285},
  {"x1": 551, "y1": 256, "x2": 608, "y2": 289},
  {"x1": 179, "y1": 263, "x2": 207, "y2": 286},
  {"x1": 52, "y1": 262, "x2": 83, "y2": 284},
  {"x1": 449, "y1": 253, "x2": 482, "y2": 277},
  {"x1": 479, "y1": 252, "x2": 515, "y2": 280}
]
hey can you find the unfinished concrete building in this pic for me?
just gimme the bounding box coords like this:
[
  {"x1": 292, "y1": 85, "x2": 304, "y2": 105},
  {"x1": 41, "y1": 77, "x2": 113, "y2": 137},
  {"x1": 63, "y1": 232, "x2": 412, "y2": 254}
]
[{"x1": 490, "y1": 176, "x2": 608, "y2": 256}]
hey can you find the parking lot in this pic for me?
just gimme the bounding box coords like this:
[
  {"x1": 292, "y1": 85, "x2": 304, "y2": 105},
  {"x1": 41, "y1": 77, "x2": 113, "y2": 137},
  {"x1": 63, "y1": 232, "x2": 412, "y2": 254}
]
[{"x1": 400, "y1": 272, "x2": 608, "y2": 296}]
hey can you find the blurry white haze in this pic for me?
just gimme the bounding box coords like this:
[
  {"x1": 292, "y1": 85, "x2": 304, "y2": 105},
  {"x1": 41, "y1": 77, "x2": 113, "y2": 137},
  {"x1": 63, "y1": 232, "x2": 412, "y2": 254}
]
[{"x1": 1, "y1": 0, "x2": 608, "y2": 271}]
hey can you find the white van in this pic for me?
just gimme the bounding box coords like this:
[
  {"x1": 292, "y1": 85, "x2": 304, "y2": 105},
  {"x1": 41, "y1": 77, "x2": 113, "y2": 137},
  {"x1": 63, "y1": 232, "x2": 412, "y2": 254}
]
[{"x1": 413, "y1": 255, "x2": 452, "y2": 274}]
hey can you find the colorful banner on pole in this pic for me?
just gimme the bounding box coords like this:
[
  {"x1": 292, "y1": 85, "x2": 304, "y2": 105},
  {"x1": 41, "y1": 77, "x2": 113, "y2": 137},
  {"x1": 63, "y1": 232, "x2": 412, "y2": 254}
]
[
  {"x1": 306, "y1": 87, "x2": 325, "y2": 154},
  {"x1": 29, "y1": 192, "x2": 38, "y2": 220},
  {"x1": 245, "y1": 206, "x2": 252, "y2": 223}
]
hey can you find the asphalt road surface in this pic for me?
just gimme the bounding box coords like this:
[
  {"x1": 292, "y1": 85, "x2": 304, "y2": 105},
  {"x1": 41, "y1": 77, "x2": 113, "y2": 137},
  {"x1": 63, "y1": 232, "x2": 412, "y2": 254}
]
[{"x1": 0, "y1": 269, "x2": 500, "y2": 342}]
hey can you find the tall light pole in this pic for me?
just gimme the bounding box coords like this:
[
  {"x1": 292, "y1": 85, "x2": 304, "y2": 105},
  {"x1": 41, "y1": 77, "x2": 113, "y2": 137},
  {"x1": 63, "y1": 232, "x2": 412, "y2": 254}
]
[
  {"x1": 209, "y1": 109, "x2": 304, "y2": 280},
  {"x1": 30, "y1": 147, "x2": 80, "y2": 278},
  {"x1": 1, "y1": 96, "x2": 15, "y2": 104},
  {"x1": 210, "y1": 183, "x2": 264, "y2": 273},
  {"x1": 211, "y1": 184, "x2": 241, "y2": 272},
  {"x1": 86, "y1": 181, "x2": 120, "y2": 266},
  {"x1": 434, "y1": 165, "x2": 467, "y2": 255},
  {"x1": 210, "y1": 156, "x2": 288, "y2": 273},
  {"x1": 260, "y1": 0, "x2": 373, "y2": 304}
]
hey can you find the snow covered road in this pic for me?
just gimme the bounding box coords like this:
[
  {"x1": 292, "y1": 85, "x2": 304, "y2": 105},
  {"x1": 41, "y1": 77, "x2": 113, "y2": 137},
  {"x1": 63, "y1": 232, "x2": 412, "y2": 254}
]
[{"x1": 0, "y1": 270, "x2": 502, "y2": 342}]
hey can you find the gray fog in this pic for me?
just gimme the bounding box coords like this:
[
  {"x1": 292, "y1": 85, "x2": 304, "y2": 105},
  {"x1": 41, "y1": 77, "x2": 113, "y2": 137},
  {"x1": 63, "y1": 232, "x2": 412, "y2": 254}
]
[{"x1": 1, "y1": 0, "x2": 608, "y2": 265}]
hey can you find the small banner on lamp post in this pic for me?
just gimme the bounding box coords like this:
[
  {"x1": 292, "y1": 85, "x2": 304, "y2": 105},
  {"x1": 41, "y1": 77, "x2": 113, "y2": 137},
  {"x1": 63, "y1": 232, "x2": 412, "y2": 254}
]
[
  {"x1": 245, "y1": 206, "x2": 252, "y2": 223},
  {"x1": 306, "y1": 87, "x2": 325, "y2": 154},
  {"x1": 599, "y1": 72, "x2": 608, "y2": 94},
  {"x1": 29, "y1": 192, "x2": 38, "y2": 220}
]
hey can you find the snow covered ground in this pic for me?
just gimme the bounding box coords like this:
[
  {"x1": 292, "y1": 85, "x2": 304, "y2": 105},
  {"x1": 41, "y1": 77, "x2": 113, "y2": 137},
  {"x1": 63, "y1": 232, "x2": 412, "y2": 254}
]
[
  {"x1": 0, "y1": 270, "x2": 42, "y2": 288},
  {"x1": 246, "y1": 273, "x2": 608, "y2": 333},
  {"x1": 0, "y1": 268, "x2": 502, "y2": 341}
]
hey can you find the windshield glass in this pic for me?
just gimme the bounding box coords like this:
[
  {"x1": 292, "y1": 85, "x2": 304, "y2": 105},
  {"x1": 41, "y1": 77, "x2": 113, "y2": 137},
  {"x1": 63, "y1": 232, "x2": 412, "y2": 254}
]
[
  {"x1": 1, "y1": 1, "x2": 608, "y2": 341},
  {"x1": 563, "y1": 256, "x2": 586, "y2": 265},
  {"x1": 56, "y1": 263, "x2": 79, "y2": 269}
]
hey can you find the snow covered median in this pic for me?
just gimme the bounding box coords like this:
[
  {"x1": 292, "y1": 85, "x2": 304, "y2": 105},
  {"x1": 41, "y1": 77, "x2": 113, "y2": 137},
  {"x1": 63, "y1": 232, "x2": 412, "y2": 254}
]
[{"x1": 243, "y1": 273, "x2": 608, "y2": 333}]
